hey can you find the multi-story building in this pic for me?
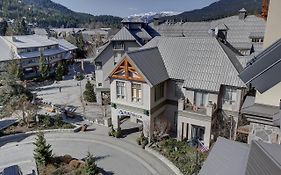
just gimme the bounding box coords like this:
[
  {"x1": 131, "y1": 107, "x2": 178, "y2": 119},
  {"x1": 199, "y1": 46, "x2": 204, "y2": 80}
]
[
  {"x1": 95, "y1": 9, "x2": 266, "y2": 105},
  {"x1": 0, "y1": 35, "x2": 77, "y2": 78},
  {"x1": 109, "y1": 35, "x2": 246, "y2": 148},
  {"x1": 94, "y1": 17, "x2": 156, "y2": 104}
]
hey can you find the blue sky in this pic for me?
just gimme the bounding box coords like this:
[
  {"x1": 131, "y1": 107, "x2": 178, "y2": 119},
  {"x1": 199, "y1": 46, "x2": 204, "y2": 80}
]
[{"x1": 51, "y1": 0, "x2": 218, "y2": 17}]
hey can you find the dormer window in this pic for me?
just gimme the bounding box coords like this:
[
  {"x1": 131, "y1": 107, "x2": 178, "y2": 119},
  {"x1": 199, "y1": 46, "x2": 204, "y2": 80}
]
[{"x1": 113, "y1": 41, "x2": 124, "y2": 50}]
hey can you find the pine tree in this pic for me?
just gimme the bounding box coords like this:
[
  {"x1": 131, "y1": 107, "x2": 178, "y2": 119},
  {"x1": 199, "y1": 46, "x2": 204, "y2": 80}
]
[
  {"x1": 33, "y1": 132, "x2": 53, "y2": 166},
  {"x1": 55, "y1": 62, "x2": 64, "y2": 81},
  {"x1": 38, "y1": 52, "x2": 49, "y2": 80},
  {"x1": 83, "y1": 152, "x2": 98, "y2": 175},
  {"x1": 83, "y1": 80, "x2": 96, "y2": 102}
]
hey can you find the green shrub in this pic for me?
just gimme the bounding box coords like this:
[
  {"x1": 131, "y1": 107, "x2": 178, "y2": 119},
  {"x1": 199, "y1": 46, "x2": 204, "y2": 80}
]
[
  {"x1": 115, "y1": 127, "x2": 122, "y2": 138},
  {"x1": 108, "y1": 125, "x2": 115, "y2": 137},
  {"x1": 75, "y1": 73, "x2": 84, "y2": 81},
  {"x1": 83, "y1": 80, "x2": 96, "y2": 102},
  {"x1": 54, "y1": 115, "x2": 64, "y2": 127}
]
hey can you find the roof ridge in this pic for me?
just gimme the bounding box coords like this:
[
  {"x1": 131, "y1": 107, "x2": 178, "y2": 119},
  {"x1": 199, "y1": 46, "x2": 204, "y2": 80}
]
[{"x1": 127, "y1": 46, "x2": 159, "y2": 54}]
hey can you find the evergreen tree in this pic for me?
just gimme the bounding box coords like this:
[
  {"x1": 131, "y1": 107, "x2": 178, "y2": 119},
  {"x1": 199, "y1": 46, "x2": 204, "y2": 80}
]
[
  {"x1": 16, "y1": 18, "x2": 28, "y2": 35},
  {"x1": 55, "y1": 62, "x2": 64, "y2": 81},
  {"x1": 38, "y1": 52, "x2": 49, "y2": 80},
  {"x1": 83, "y1": 152, "x2": 98, "y2": 175},
  {"x1": 33, "y1": 132, "x2": 53, "y2": 166},
  {"x1": 0, "y1": 20, "x2": 8, "y2": 36},
  {"x1": 83, "y1": 80, "x2": 96, "y2": 102}
]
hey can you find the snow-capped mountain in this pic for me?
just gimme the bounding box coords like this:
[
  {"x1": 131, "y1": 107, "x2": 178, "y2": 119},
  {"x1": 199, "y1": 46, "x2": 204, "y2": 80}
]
[{"x1": 128, "y1": 11, "x2": 180, "y2": 22}]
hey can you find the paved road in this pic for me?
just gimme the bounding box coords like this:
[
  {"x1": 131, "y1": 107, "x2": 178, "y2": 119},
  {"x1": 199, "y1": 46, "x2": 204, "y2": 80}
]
[{"x1": 0, "y1": 132, "x2": 176, "y2": 175}]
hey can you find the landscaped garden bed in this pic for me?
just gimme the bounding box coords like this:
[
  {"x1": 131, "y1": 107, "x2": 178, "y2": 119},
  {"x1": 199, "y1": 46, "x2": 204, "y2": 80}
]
[
  {"x1": 0, "y1": 114, "x2": 75, "y2": 136},
  {"x1": 34, "y1": 132, "x2": 101, "y2": 175},
  {"x1": 151, "y1": 138, "x2": 208, "y2": 175}
]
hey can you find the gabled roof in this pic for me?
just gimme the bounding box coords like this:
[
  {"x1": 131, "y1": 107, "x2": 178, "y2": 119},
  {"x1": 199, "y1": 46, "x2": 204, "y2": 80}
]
[
  {"x1": 239, "y1": 37, "x2": 281, "y2": 93},
  {"x1": 111, "y1": 27, "x2": 137, "y2": 41},
  {"x1": 142, "y1": 36, "x2": 245, "y2": 92},
  {"x1": 121, "y1": 17, "x2": 144, "y2": 23},
  {"x1": 126, "y1": 47, "x2": 169, "y2": 86}
]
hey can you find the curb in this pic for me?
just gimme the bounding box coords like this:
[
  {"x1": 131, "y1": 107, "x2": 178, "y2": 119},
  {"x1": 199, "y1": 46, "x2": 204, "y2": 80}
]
[
  {"x1": 0, "y1": 126, "x2": 82, "y2": 140},
  {"x1": 145, "y1": 145, "x2": 184, "y2": 175}
]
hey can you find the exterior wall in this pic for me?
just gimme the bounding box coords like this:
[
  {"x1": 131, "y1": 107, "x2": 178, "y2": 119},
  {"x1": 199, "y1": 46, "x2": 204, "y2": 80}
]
[
  {"x1": 110, "y1": 79, "x2": 152, "y2": 137},
  {"x1": 111, "y1": 79, "x2": 151, "y2": 110},
  {"x1": 255, "y1": 83, "x2": 281, "y2": 107},
  {"x1": 95, "y1": 41, "x2": 141, "y2": 104},
  {"x1": 254, "y1": 0, "x2": 281, "y2": 107},
  {"x1": 177, "y1": 113, "x2": 212, "y2": 148},
  {"x1": 263, "y1": 0, "x2": 281, "y2": 48}
]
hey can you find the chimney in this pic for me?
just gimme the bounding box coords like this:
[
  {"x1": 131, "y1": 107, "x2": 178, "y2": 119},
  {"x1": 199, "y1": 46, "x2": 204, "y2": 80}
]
[
  {"x1": 238, "y1": 8, "x2": 247, "y2": 20},
  {"x1": 153, "y1": 15, "x2": 160, "y2": 26},
  {"x1": 262, "y1": 0, "x2": 269, "y2": 20}
]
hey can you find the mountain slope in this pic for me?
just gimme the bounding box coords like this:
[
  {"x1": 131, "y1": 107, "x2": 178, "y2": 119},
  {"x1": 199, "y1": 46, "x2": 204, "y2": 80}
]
[
  {"x1": 0, "y1": 0, "x2": 122, "y2": 28},
  {"x1": 165, "y1": 0, "x2": 262, "y2": 22}
]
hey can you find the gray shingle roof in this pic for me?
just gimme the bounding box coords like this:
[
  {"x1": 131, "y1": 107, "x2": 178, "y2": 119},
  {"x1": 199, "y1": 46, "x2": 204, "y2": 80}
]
[
  {"x1": 200, "y1": 137, "x2": 249, "y2": 175},
  {"x1": 200, "y1": 137, "x2": 281, "y2": 175},
  {"x1": 2, "y1": 35, "x2": 58, "y2": 48},
  {"x1": 111, "y1": 27, "x2": 137, "y2": 41},
  {"x1": 126, "y1": 47, "x2": 169, "y2": 86},
  {"x1": 150, "y1": 15, "x2": 266, "y2": 52},
  {"x1": 239, "y1": 38, "x2": 281, "y2": 93},
  {"x1": 121, "y1": 17, "x2": 144, "y2": 23},
  {"x1": 0, "y1": 38, "x2": 12, "y2": 62},
  {"x1": 142, "y1": 36, "x2": 245, "y2": 91}
]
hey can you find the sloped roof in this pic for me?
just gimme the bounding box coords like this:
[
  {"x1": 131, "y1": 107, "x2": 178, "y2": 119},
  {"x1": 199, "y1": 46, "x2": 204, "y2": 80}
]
[
  {"x1": 111, "y1": 27, "x2": 137, "y2": 41},
  {"x1": 49, "y1": 37, "x2": 77, "y2": 50},
  {"x1": 126, "y1": 47, "x2": 169, "y2": 86},
  {"x1": 142, "y1": 36, "x2": 245, "y2": 92},
  {"x1": 149, "y1": 14, "x2": 266, "y2": 52},
  {"x1": 200, "y1": 137, "x2": 249, "y2": 175},
  {"x1": 121, "y1": 17, "x2": 144, "y2": 23},
  {"x1": 239, "y1": 38, "x2": 281, "y2": 93},
  {"x1": 0, "y1": 38, "x2": 12, "y2": 62},
  {"x1": 2, "y1": 35, "x2": 58, "y2": 48},
  {"x1": 200, "y1": 137, "x2": 281, "y2": 175}
]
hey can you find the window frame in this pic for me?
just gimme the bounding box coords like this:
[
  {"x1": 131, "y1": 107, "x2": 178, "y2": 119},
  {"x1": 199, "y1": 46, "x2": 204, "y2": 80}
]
[
  {"x1": 116, "y1": 81, "x2": 126, "y2": 100},
  {"x1": 131, "y1": 83, "x2": 142, "y2": 103}
]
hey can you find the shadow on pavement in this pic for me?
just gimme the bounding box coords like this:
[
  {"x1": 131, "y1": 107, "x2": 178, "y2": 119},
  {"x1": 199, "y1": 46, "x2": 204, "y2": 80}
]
[
  {"x1": 0, "y1": 133, "x2": 33, "y2": 147},
  {"x1": 95, "y1": 155, "x2": 110, "y2": 162},
  {"x1": 98, "y1": 167, "x2": 114, "y2": 175}
]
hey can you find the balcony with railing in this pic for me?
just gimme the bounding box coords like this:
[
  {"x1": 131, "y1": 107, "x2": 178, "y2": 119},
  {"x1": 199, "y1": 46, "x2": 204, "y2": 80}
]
[{"x1": 178, "y1": 98, "x2": 215, "y2": 118}]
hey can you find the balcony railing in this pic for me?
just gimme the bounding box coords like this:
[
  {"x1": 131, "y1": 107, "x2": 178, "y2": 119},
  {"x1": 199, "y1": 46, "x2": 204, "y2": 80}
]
[
  {"x1": 178, "y1": 99, "x2": 214, "y2": 117},
  {"x1": 184, "y1": 103, "x2": 207, "y2": 115}
]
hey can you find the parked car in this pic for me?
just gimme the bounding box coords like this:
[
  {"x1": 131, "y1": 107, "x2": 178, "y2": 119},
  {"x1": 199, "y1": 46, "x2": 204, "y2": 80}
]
[{"x1": 2, "y1": 165, "x2": 23, "y2": 175}]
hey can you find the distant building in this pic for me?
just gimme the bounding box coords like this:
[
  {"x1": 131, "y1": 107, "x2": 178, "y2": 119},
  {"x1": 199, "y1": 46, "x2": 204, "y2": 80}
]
[
  {"x1": 50, "y1": 28, "x2": 86, "y2": 38},
  {"x1": 94, "y1": 17, "x2": 156, "y2": 104},
  {"x1": 200, "y1": 137, "x2": 281, "y2": 175},
  {"x1": 109, "y1": 36, "x2": 246, "y2": 148},
  {"x1": 0, "y1": 35, "x2": 77, "y2": 78},
  {"x1": 32, "y1": 28, "x2": 49, "y2": 36},
  {"x1": 150, "y1": 9, "x2": 266, "y2": 56}
]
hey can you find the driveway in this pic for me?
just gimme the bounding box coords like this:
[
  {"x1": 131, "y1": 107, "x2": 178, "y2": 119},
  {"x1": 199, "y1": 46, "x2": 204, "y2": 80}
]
[{"x1": 0, "y1": 132, "x2": 176, "y2": 175}]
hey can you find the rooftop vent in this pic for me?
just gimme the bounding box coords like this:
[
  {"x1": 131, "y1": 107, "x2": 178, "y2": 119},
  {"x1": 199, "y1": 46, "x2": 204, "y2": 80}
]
[{"x1": 239, "y1": 8, "x2": 247, "y2": 20}]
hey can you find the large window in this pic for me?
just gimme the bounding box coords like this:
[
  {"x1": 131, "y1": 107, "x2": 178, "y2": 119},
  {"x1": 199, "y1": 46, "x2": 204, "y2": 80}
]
[
  {"x1": 155, "y1": 82, "x2": 164, "y2": 101},
  {"x1": 132, "y1": 83, "x2": 142, "y2": 102},
  {"x1": 116, "y1": 81, "x2": 126, "y2": 99},
  {"x1": 194, "y1": 91, "x2": 208, "y2": 107},
  {"x1": 224, "y1": 87, "x2": 237, "y2": 104}
]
